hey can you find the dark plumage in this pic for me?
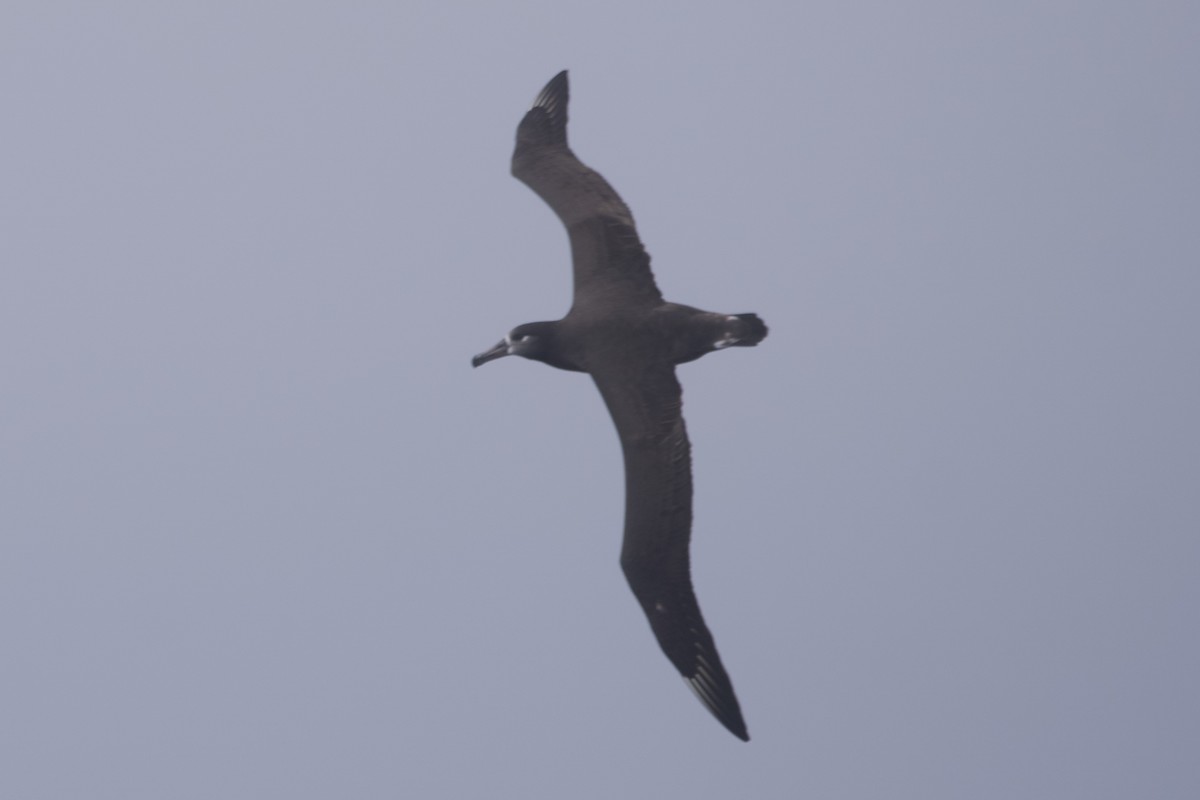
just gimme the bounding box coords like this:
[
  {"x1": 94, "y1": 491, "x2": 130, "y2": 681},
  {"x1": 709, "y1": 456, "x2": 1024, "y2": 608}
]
[{"x1": 473, "y1": 71, "x2": 766, "y2": 742}]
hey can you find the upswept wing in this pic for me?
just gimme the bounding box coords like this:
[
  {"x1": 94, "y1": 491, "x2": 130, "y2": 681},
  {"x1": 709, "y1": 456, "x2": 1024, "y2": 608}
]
[{"x1": 511, "y1": 71, "x2": 663, "y2": 309}]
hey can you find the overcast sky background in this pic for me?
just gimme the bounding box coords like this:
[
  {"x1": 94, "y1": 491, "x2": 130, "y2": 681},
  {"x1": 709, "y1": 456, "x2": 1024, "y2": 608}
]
[{"x1": 3, "y1": 2, "x2": 1198, "y2": 798}]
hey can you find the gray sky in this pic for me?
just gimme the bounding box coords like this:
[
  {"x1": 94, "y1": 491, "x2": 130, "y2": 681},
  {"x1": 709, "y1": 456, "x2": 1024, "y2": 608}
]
[{"x1": 3, "y1": 2, "x2": 1198, "y2": 798}]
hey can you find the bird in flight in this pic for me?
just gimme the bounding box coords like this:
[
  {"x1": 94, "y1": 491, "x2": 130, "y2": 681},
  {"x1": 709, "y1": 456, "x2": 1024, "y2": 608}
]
[{"x1": 473, "y1": 71, "x2": 766, "y2": 741}]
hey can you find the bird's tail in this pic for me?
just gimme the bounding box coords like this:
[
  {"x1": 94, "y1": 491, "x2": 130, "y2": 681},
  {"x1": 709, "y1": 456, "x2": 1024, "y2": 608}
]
[{"x1": 727, "y1": 313, "x2": 768, "y2": 346}]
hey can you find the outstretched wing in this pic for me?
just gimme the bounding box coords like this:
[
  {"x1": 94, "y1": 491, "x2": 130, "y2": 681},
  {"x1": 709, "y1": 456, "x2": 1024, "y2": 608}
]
[
  {"x1": 591, "y1": 360, "x2": 749, "y2": 741},
  {"x1": 511, "y1": 71, "x2": 663, "y2": 309}
]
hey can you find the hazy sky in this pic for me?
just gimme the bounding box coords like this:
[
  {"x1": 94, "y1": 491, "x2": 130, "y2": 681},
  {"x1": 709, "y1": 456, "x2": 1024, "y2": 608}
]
[{"x1": 3, "y1": 2, "x2": 1198, "y2": 798}]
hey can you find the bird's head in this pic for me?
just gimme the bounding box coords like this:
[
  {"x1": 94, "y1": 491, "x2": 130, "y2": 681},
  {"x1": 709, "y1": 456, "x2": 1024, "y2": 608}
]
[{"x1": 471, "y1": 322, "x2": 557, "y2": 368}]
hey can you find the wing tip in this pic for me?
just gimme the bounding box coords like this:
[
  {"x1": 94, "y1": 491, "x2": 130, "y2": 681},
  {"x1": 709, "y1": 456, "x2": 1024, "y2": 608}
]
[
  {"x1": 685, "y1": 675, "x2": 750, "y2": 741},
  {"x1": 684, "y1": 661, "x2": 751, "y2": 741},
  {"x1": 515, "y1": 70, "x2": 571, "y2": 153},
  {"x1": 532, "y1": 69, "x2": 569, "y2": 111}
]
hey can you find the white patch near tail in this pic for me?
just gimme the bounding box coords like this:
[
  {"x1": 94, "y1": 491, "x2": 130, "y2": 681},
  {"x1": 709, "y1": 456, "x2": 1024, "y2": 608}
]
[{"x1": 715, "y1": 318, "x2": 742, "y2": 349}]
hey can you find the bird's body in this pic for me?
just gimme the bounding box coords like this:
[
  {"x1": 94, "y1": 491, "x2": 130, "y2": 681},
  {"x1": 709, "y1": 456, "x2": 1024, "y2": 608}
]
[{"x1": 473, "y1": 71, "x2": 765, "y2": 742}]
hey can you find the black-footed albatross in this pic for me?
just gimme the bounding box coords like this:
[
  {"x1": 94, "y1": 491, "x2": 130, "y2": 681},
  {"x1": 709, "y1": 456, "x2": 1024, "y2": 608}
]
[{"x1": 472, "y1": 71, "x2": 766, "y2": 742}]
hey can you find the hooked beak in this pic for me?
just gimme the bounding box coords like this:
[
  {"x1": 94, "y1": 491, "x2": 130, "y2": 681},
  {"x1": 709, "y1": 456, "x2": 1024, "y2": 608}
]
[{"x1": 471, "y1": 340, "x2": 510, "y2": 368}]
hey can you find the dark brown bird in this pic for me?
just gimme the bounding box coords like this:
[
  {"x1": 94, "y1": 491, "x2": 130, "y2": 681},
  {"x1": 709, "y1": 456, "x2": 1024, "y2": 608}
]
[{"x1": 473, "y1": 71, "x2": 766, "y2": 742}]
